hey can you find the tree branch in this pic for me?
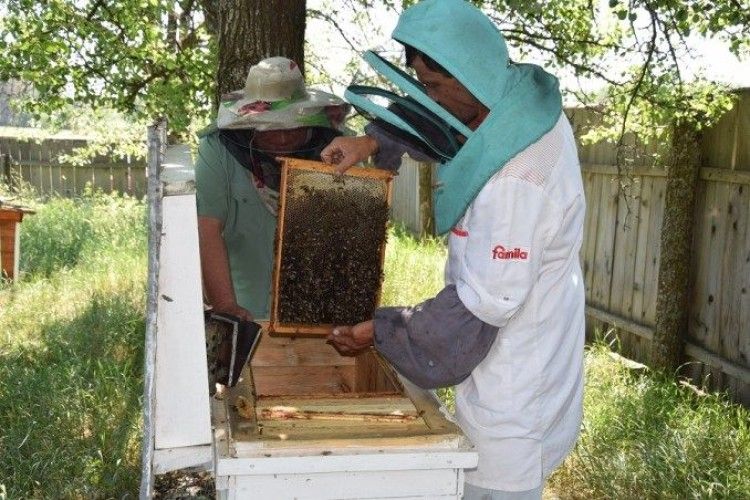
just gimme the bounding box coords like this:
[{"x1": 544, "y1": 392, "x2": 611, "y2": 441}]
[{"x1": 307, "y1": 8, "x2": 361, "y2": 53}]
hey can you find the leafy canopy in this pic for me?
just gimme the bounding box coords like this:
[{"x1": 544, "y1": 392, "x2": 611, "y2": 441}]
[
  {"x1": 1, "y1": 0, "x2": 748, "y2": 159},
  {"x1": 0, "y1": 0, "x2": 214, "y2": 134}
]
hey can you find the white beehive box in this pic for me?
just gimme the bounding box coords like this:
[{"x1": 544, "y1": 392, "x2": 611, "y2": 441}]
[
  {"x1": 214, "y1": 339, "x2": 477, "y2": 499},
  {"x1": 142, "y1": 133, "x2": 477, "y2": 499}
]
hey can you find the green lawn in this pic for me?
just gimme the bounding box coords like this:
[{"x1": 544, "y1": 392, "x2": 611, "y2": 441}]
[{"x1": 1, "y1": 193, "x2": 748, "y2": 498}]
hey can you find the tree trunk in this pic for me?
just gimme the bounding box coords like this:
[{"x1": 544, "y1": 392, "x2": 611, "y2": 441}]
[
  {"x1": 213, "y1": 0, "x2": 306, "y2": 108},
  {"x1": 650, "y1": 122, "x2": 701, "y2": 371}
]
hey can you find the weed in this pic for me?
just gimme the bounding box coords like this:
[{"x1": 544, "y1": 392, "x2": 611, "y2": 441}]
[{"x1": 548, "y1": 342, "x2": 750, "y2": 499}]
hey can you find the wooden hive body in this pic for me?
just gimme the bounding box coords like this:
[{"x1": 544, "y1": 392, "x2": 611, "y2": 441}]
[
  {"x1": 214, "y1": 332, "x2": 478, "y2": 499},
  {"x1": 0, "y1": 206, "x2": 31, "y2": 280}
]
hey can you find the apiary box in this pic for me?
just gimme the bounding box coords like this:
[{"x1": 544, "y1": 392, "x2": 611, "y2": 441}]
[
  {"x1": 0, "y1": 204, "x2": 34, "y2": 280},
  {"x1": 145, "y1": 143, "x2": 477, "y2": 499},
  {"x1": 213, "y1": 333, "x2": 477, "y2": 499},
  {"x1": 212, "y1": 158, "x2": 477, "y2": 498}
]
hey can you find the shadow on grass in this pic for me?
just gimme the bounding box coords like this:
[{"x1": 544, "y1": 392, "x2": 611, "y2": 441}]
[{"x1": 0, "y1": 291, "x2": 145, "y2": 498}]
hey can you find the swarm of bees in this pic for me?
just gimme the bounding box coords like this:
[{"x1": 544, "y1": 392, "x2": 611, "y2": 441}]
[{"x1": 277, "y1": 181, "x2": 389, "y2": 325}]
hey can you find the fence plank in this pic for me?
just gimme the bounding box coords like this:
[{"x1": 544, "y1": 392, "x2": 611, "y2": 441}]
[
  {"x1": 689, "y1": 179, "x2": 713, "y2": 347},
  {"x1": 702, "y1": 105, "x2": 738, "y2": 170},
  {"x1": 585, "y1": 305, "x2": 654, "y2": 341},
  {"x1": 631, "y1": 176, "x2": 653, "y2": 324},
  {"x1": 685, "y1": 343, "x2": 750, "y2": 385},
  {"x1": 706, "y1": 183, "x2": 730, "y2": 355},
  {"x1": 719, "y1": 183, "x2": 749, "y2": 399},
  {"x1": 740, "y1": 189, "x2": 750, "y2": 403},
  {"x1": 594, "y1": 174, "x2": 620, "y2": 341},
  {"x1": 719, "y1": 182, "x2": 749, "y2": 353},
  {"x1": 609, "y1": 179, "x2": 642, "y2": 318},
  {"x1": 700, "y1": 168, "x2": 750, "y2": 185},
  {"x1": 609, "y1": 184, "x2": 628, "y2": 316},
  {"x1": 643, "y1": 177, "x2": 666, "y2": 325},
  {"x1": 621, "y1": 178, "x2": 643, "y2": 320},
  {"x1": 737, "y1": 91, "x2": 750, "y2": 171},
  {"x1": 582, "y1": 169, "x2": 601, "y2": 298},
  {"x1": 9, "y1": 159, "x2": 147, "y2": 198},
  {"x1": 686, "y1": 180, "x2": 726, "y2": 392},
  {"x1": 582, "y1": 164, "x2": 667, "y2": 177},
  {"x1": 591, "y1": 175, "x2": 618, "y2": 308}
]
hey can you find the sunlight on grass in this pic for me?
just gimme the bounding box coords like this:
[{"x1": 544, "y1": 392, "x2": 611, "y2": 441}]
[
  {"x1": 381, "y1": 224, "x2": 447, "y2": 307},
  {"x1": 0, "y1": 192, "x2": 146, "y2": 498}
]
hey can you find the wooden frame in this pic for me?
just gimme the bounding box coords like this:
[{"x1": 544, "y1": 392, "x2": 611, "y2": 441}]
[
  {"x1": 269, "y1": 158, "x2": 393, "y2": 337},
  {"x1": 213, "y1": 336, "x2": 477, "y2": 499}
]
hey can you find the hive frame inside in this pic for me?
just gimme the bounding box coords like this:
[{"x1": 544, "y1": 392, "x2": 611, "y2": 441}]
[{"x1": 269, "y1": 158, "x2": 393, "y2": 337}]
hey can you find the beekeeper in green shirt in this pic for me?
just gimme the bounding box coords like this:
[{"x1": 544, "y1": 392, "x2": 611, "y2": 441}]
[{"x1": 195, "y1": 57, "x2": 350, "y2": 321}]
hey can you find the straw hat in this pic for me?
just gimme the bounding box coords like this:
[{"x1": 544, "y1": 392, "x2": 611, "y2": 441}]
[{"x1": 217, "y1": 57, "x2": 348, "y2": 130}]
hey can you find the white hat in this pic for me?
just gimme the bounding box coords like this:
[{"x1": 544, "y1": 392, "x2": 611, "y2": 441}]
[{"x1": 217, "y1": 57, "x2": 348, "y2": 130}]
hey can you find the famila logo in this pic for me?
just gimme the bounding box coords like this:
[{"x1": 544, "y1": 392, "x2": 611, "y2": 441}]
[{"x1": 492, "y1": 245, "x2": 529, "y2": 260}]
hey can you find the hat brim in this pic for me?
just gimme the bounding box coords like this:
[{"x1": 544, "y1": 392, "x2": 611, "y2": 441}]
[{"x1": 217, "y1": 88, "x2": 348, "y2": 130}]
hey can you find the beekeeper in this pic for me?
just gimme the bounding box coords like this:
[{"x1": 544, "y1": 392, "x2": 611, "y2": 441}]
[
  {"x1": 322, "y1": 1, "x2": 586, "y2": 499},
  {"x1": 195, "y1": 57, "x2": 350, "y2": 322}
]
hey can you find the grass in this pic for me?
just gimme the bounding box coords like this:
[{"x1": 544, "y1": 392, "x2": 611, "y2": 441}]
[
  {"x1": 549, "y1": 341, "x2": 750, "y2": 499},
  {"x1": 0, "y1": 191, "x2": 147, "y2": 498},
  {"x1": 380, "y1": 224, "x2": 448, "y2": 307},
  {"x1": 1, "y1": 194, "x2": 749, "y2": 498}
]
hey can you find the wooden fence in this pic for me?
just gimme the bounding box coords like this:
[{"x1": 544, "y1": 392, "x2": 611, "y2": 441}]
[
  {"x1": 1, "y1": 92, "x2": 749, "y2": 404},
  {"x1": 572, "y1": 89, "x2": 750, "y2": 405},
  {"x1": 0, "y1": 133, "x2": 146, "y2": 198}
]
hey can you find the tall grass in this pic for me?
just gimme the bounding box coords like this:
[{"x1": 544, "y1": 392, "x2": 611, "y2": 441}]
[
  {"x1": 1, "y1": 197, "x2": 749, "y2": 498},
  {"x1": 0, "y1": 192, "x2": 147, "y2": 498},
  {"x1": 380, "y1": 224, "x2": 447, "y2": 307},
  {"x1": 549, "y1": 341, "x2": 750, "y2": 499}
]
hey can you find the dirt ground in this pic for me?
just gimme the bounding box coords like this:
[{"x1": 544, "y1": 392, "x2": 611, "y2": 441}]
[{"x1": 153, "y1": 470, "x2": 214, "y2": 499}]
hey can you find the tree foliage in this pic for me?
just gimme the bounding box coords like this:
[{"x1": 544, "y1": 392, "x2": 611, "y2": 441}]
[
  {"x1": 0, "y1": 0, "x2": 215, "y2": 133},
  {"x1": 0, "y1": 0, "x2": 748, "y2": 160},
  {"x1": 334, "y1": 0, "x2": 749, "y2": 145},
  {"x1": 472, "y1": 0, "x2": 749, "y2": 144}
]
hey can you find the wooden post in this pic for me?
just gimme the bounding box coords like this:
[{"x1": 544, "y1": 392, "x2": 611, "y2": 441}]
[
  {"x1": 140, "y1": 126, "x2": 212, "y2": 499},
  {"x1": 2, "y1": 154, "x2": 12, "y2": 191},
  {"x1": 140, "y1": 118, "x2": 167, "y2": 499},
  {"x1": 418, "y1": 163, "x2": 435, "y2": 237},
  {"x1": 650, "y1": 122, "x2": 701, "y2": 370}
]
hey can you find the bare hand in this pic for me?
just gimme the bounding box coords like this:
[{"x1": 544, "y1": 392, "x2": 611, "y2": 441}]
[
  {"x1": 320, "y1": 135, "x2": 379, "y2": 174},
  {"x1": 326, "y1": 320, "x2": 374, "y2": 356}
]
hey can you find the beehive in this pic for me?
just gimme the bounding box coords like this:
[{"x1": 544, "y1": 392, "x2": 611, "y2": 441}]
[
  {"x1": 144, "y1": 144, "x2": 477, "y2": 499},
  {"x1": 213, "y1": 333, "x2": 477, "y2": 499},
  {"x1": 0, "y1": 205, "x2": 32, "y2": 280}
]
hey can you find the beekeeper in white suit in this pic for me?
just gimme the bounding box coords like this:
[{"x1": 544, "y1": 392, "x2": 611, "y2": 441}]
[{"x1": 322, "y1": 1, "x2": 586, "y2": 499}]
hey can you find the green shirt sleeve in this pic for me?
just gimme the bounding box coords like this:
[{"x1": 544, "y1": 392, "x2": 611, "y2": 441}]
[{"x1": 195, "y1": 132, "x2": 229, "y2": 222}]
